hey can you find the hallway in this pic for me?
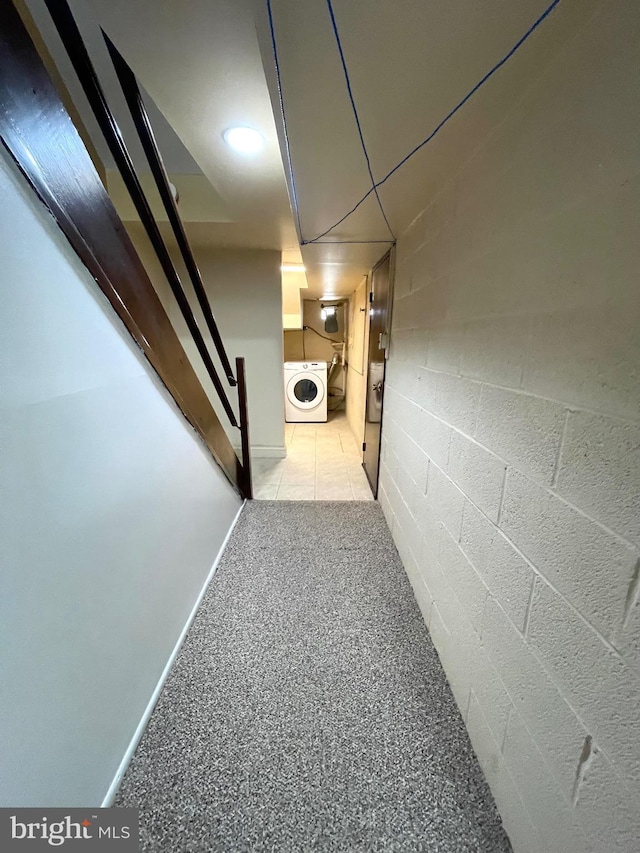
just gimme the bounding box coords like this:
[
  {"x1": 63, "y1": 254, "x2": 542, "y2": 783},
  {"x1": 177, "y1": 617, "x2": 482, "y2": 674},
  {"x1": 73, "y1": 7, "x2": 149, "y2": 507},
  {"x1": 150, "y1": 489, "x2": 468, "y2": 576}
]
[
  {"x1": 115, "y1": 501, "x2": 511, "y2": 851},
  {"x1": 2, "y1": 1, "x2": 639, "y2": 849}
]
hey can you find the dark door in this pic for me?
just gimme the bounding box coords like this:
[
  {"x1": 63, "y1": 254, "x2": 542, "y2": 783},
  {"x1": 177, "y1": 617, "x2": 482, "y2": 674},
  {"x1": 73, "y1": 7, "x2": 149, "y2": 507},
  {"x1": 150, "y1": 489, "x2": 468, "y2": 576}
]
[{"x1": 363, "y1": 251, "x2": 392, "y2": 496}]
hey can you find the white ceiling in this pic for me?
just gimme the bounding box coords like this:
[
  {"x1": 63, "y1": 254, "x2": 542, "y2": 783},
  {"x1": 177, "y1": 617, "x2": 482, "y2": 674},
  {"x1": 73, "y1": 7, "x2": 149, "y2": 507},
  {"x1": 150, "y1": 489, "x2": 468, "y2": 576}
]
[
  {"x1": 259, "y1": 0, "x2": 557, "y2": 296},
  {"x1": 24, "y1": 0, "x2": 562, "y2": 298}
]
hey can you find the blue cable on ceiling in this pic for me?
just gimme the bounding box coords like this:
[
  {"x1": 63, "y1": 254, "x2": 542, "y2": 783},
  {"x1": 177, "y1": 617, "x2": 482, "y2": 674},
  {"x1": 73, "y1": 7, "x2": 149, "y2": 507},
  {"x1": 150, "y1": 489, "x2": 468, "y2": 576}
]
[
  {"x1": 323, "y1": 0, "x2": 396, "y2": 243},
  {"x1": 306, "y1": 0, "x2": 561, "y2": 244}
]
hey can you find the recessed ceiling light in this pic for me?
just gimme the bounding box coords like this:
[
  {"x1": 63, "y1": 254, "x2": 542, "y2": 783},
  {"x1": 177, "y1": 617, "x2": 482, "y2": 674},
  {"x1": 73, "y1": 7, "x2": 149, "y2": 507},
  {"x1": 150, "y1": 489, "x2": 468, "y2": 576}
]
[{"x1": 223, "y1": 127, "x2": 264, "y2": 154}]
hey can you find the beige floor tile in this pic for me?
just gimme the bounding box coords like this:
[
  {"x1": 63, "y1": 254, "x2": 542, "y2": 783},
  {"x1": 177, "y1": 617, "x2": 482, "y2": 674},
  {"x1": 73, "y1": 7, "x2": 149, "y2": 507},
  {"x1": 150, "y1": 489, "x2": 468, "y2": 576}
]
[
  {"x1": 319, "y1": 445, "x2": 350, "y2": 459},
  {"x1": 288, "y1": 447, "x2": 317, "y2": 459},
  {"x1": 253, "y1": 456, "x2": 287, "y2": 469},
  {"x1": 317, "y1": 452, "x2": 343, "y2": 464},
  {"x1": 253, "y1": 460, "x2": 286, "y2": 485},
  {"x1": 316, "y1": 470, "x2": 351, "y2": 487},
  {"x1": 282, "y1": 458, "x2": 317, "y2": 473},
  {"x1": 341, "y1": 457, "x2": 362, "y2": 469},
  {"x1": 254, "y1": 484, "x2": 279, "y2": 500},
  {"x1": 316, "y1": 468, "x2": 348, "y2": 481},
  {"x1": 258, "y1": 411, "x2": 374, "y2": 501},
  {"x1": 282, "y1": 470, "x2": 317, "y2": 484},
  {"x1": 284, "y1": 445, "x2": 315, "y2": 459},
  {"x1": 280, "y1": 473, "x2": 316, "y2": 486},
  {"x1": 351, "y1": 482, "x2": 374, "y2": 500},
  {"x1": 316, "y1": 445, "x2": 343, "y2": 456},
  {"x1": 283, "y1": 467, "x2": 317, "y2": 480},
  {"x1": 276, "y1": 484, "x2": 315, "y2": 500},
  {"x1": 316, "y1": 456, "x2": 348, "y2": 472},
  {"x1": 341, "y1": 445, "x2": 361, "y2": 459},
  {"x1": 253, "y1": 475, "x2": 284, "y2": 488},
  {"x1": 316, "y1": 464, "x2": 349, "y2": 481},
  {"x1": 287, "y1": 437, "x2": 317, "y2": 449},
  {"x1": 349, "y1": 467, "x2": 371, "y2": 487},
  {"x1": 315, "y1": 484, "x2": 354, "y2": 500},
  {"x1": 282, "y1": 455, "x2": 315, "y2": 467},
  {"x1": 317, "y1": 445, "x2": 348, "y2": 457}
]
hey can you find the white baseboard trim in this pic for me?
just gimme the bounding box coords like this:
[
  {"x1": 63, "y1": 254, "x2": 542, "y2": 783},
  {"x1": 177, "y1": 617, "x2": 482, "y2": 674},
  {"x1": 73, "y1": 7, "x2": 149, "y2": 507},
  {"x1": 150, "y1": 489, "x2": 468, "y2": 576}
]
[
  {"x1": 100, "y1": 499, "x2": 246, "y2": 807},
  {"x1": 233, "y1": 445, "x2": 287, "y2": 459}
]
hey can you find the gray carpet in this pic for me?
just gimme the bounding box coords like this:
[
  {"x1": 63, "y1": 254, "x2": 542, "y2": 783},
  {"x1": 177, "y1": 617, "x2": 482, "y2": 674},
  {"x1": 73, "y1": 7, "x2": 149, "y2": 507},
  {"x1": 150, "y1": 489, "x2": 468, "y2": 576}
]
[{"x1": 116, "y1": 501, "x2": 512, "y2": 852}]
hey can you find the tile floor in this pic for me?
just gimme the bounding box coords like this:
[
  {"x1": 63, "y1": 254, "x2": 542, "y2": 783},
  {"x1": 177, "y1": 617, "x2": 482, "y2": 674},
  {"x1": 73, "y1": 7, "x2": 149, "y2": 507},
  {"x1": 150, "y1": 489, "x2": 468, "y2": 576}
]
[{"x1": 252, "y1": 411, "x2": 375, "y2": 501}]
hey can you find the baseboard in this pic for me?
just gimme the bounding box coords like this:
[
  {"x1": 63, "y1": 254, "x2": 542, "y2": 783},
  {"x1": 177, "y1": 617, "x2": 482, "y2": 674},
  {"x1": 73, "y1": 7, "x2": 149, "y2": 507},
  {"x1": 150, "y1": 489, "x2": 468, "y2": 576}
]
[
  {"x1": 233, "y1": 445, "x2": 287, "y2": 459},
  {"x1": 100, "y1": 499, "x2": 246, "y2": 807}
]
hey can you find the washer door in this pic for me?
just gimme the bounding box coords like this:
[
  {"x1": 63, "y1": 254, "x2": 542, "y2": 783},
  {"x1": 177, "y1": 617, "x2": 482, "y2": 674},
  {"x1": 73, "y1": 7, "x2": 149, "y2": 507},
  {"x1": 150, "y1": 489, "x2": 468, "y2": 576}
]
[{"x1": 286, "y1": 372, "x2": 325, "y2": 410}]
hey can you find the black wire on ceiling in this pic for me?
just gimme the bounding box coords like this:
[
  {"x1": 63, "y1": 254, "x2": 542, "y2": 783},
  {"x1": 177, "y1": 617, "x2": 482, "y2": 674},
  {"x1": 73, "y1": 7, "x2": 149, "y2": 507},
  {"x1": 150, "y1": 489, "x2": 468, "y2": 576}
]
[
  {"x1": 266, "y1": 0, "x2": 303, "y2": 240},
  {"x1": 266, "y1": 0, "x2": 562, "y2": 246},
  {"x1": 324, "y1": 0, "x2": 395, "y2": 243},
  {"x1": 266, "y1": 0, "x2": 394, "y2": 249},
  {"x1": 306, "y1": 0, "x2": 562, "y2": 243}
]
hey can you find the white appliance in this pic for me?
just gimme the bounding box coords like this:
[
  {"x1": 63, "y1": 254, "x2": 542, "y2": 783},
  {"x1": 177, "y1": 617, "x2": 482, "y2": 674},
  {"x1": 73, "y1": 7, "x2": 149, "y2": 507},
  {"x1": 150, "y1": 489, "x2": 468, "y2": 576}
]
[{"x1": 284, "y1": 361, "x2": 328, "y2": 423}]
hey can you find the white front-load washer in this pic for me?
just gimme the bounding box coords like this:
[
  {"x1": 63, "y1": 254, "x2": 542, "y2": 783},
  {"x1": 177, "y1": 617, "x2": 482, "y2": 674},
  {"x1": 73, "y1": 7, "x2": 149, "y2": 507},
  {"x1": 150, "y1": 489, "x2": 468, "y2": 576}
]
[{"x1": 284, "y1": 361, "x2": 328, "y2": 423}]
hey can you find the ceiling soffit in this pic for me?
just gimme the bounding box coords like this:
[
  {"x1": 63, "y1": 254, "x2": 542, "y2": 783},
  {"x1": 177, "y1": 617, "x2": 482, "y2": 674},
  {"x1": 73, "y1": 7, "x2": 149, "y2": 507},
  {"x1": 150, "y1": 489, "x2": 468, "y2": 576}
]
[{"x1": 258, "y1": 0, "x2": 568, "y2": 295}]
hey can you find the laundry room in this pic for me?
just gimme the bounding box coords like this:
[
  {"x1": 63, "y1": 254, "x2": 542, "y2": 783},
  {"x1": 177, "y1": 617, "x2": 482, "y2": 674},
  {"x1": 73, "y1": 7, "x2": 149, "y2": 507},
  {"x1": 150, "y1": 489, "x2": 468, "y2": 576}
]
[
  {"x1": 251, "y1": 287, "x2": 374, "y2": 501},
  {"x1": 283, "y1": 298, "x2": 347, "y2": 413}
]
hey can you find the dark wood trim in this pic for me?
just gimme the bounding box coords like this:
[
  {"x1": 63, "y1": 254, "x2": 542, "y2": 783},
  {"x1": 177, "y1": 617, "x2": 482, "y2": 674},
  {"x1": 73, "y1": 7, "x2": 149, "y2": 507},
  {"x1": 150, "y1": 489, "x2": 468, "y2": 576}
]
[
  {"x1": 236, "y1": 357, "x2": 253, "y2": 500},
  {"x1": 103, "y1": 32, "x2": 237, "y2": 389},
  {"x1": 11, "y1": 0, "x2": 106, "y2": 182},
  {"x1": 41, "y1": 0, "x2": 238, "y2": 427},
  {"x1": 0, "y1": 0, "x2": 243, "y2": 493}
]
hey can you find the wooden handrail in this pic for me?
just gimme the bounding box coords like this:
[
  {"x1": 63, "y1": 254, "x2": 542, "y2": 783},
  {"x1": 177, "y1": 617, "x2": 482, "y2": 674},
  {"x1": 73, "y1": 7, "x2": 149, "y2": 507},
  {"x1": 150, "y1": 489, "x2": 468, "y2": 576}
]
[
  {"x1": 41, "y1": 0, "x2": 239, "y2": 427},
  {"x1": 103, "y1": 31, "x2": 238, "y2": 390},
  {"x1": 236, "y1": 358, "x2": 253, "y2": 500},
  {"x1": 1, "y1": 0, "x2": 249, "y2": 495}
]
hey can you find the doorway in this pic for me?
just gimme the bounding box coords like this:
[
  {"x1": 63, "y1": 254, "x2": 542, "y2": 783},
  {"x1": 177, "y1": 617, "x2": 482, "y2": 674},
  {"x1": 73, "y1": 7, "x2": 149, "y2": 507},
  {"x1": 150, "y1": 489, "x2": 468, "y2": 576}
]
[{"x1": 363, "y1": 251, "x2": 393, "y2": 496}]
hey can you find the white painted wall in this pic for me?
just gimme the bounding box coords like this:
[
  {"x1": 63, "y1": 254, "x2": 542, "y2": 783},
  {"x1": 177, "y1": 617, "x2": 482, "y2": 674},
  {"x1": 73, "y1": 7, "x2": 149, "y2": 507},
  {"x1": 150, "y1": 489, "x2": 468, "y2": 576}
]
[
  {"x1": 138, "y1": 237, "x2": 286, "y2": 459},
  {"x1": 281, "y1": 267, "x2": 307, "y2": 329},
  {"x1": 0, "y1": 149, "x2": 242, "y2": 807},
  {"x1": 195, "y1": 248, "x2": 285, "y2": 457},
  {"x1": 378, "y1": 3, "x2": 640, "y2": 852}
]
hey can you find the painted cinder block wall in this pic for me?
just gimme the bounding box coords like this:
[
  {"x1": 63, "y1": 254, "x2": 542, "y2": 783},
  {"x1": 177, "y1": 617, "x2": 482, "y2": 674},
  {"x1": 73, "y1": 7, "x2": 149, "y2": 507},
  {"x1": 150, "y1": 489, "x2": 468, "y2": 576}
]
[{"x1": 378, "y1": 2, "x2": 640, "y2": 852}]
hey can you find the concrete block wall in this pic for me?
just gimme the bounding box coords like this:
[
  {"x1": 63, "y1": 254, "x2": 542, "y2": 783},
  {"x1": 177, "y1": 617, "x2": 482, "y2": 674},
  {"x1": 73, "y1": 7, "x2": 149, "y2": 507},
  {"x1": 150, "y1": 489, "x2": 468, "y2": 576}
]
[{"x1": 379, "y1": 2, "x2": 640, "y2": 850}]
